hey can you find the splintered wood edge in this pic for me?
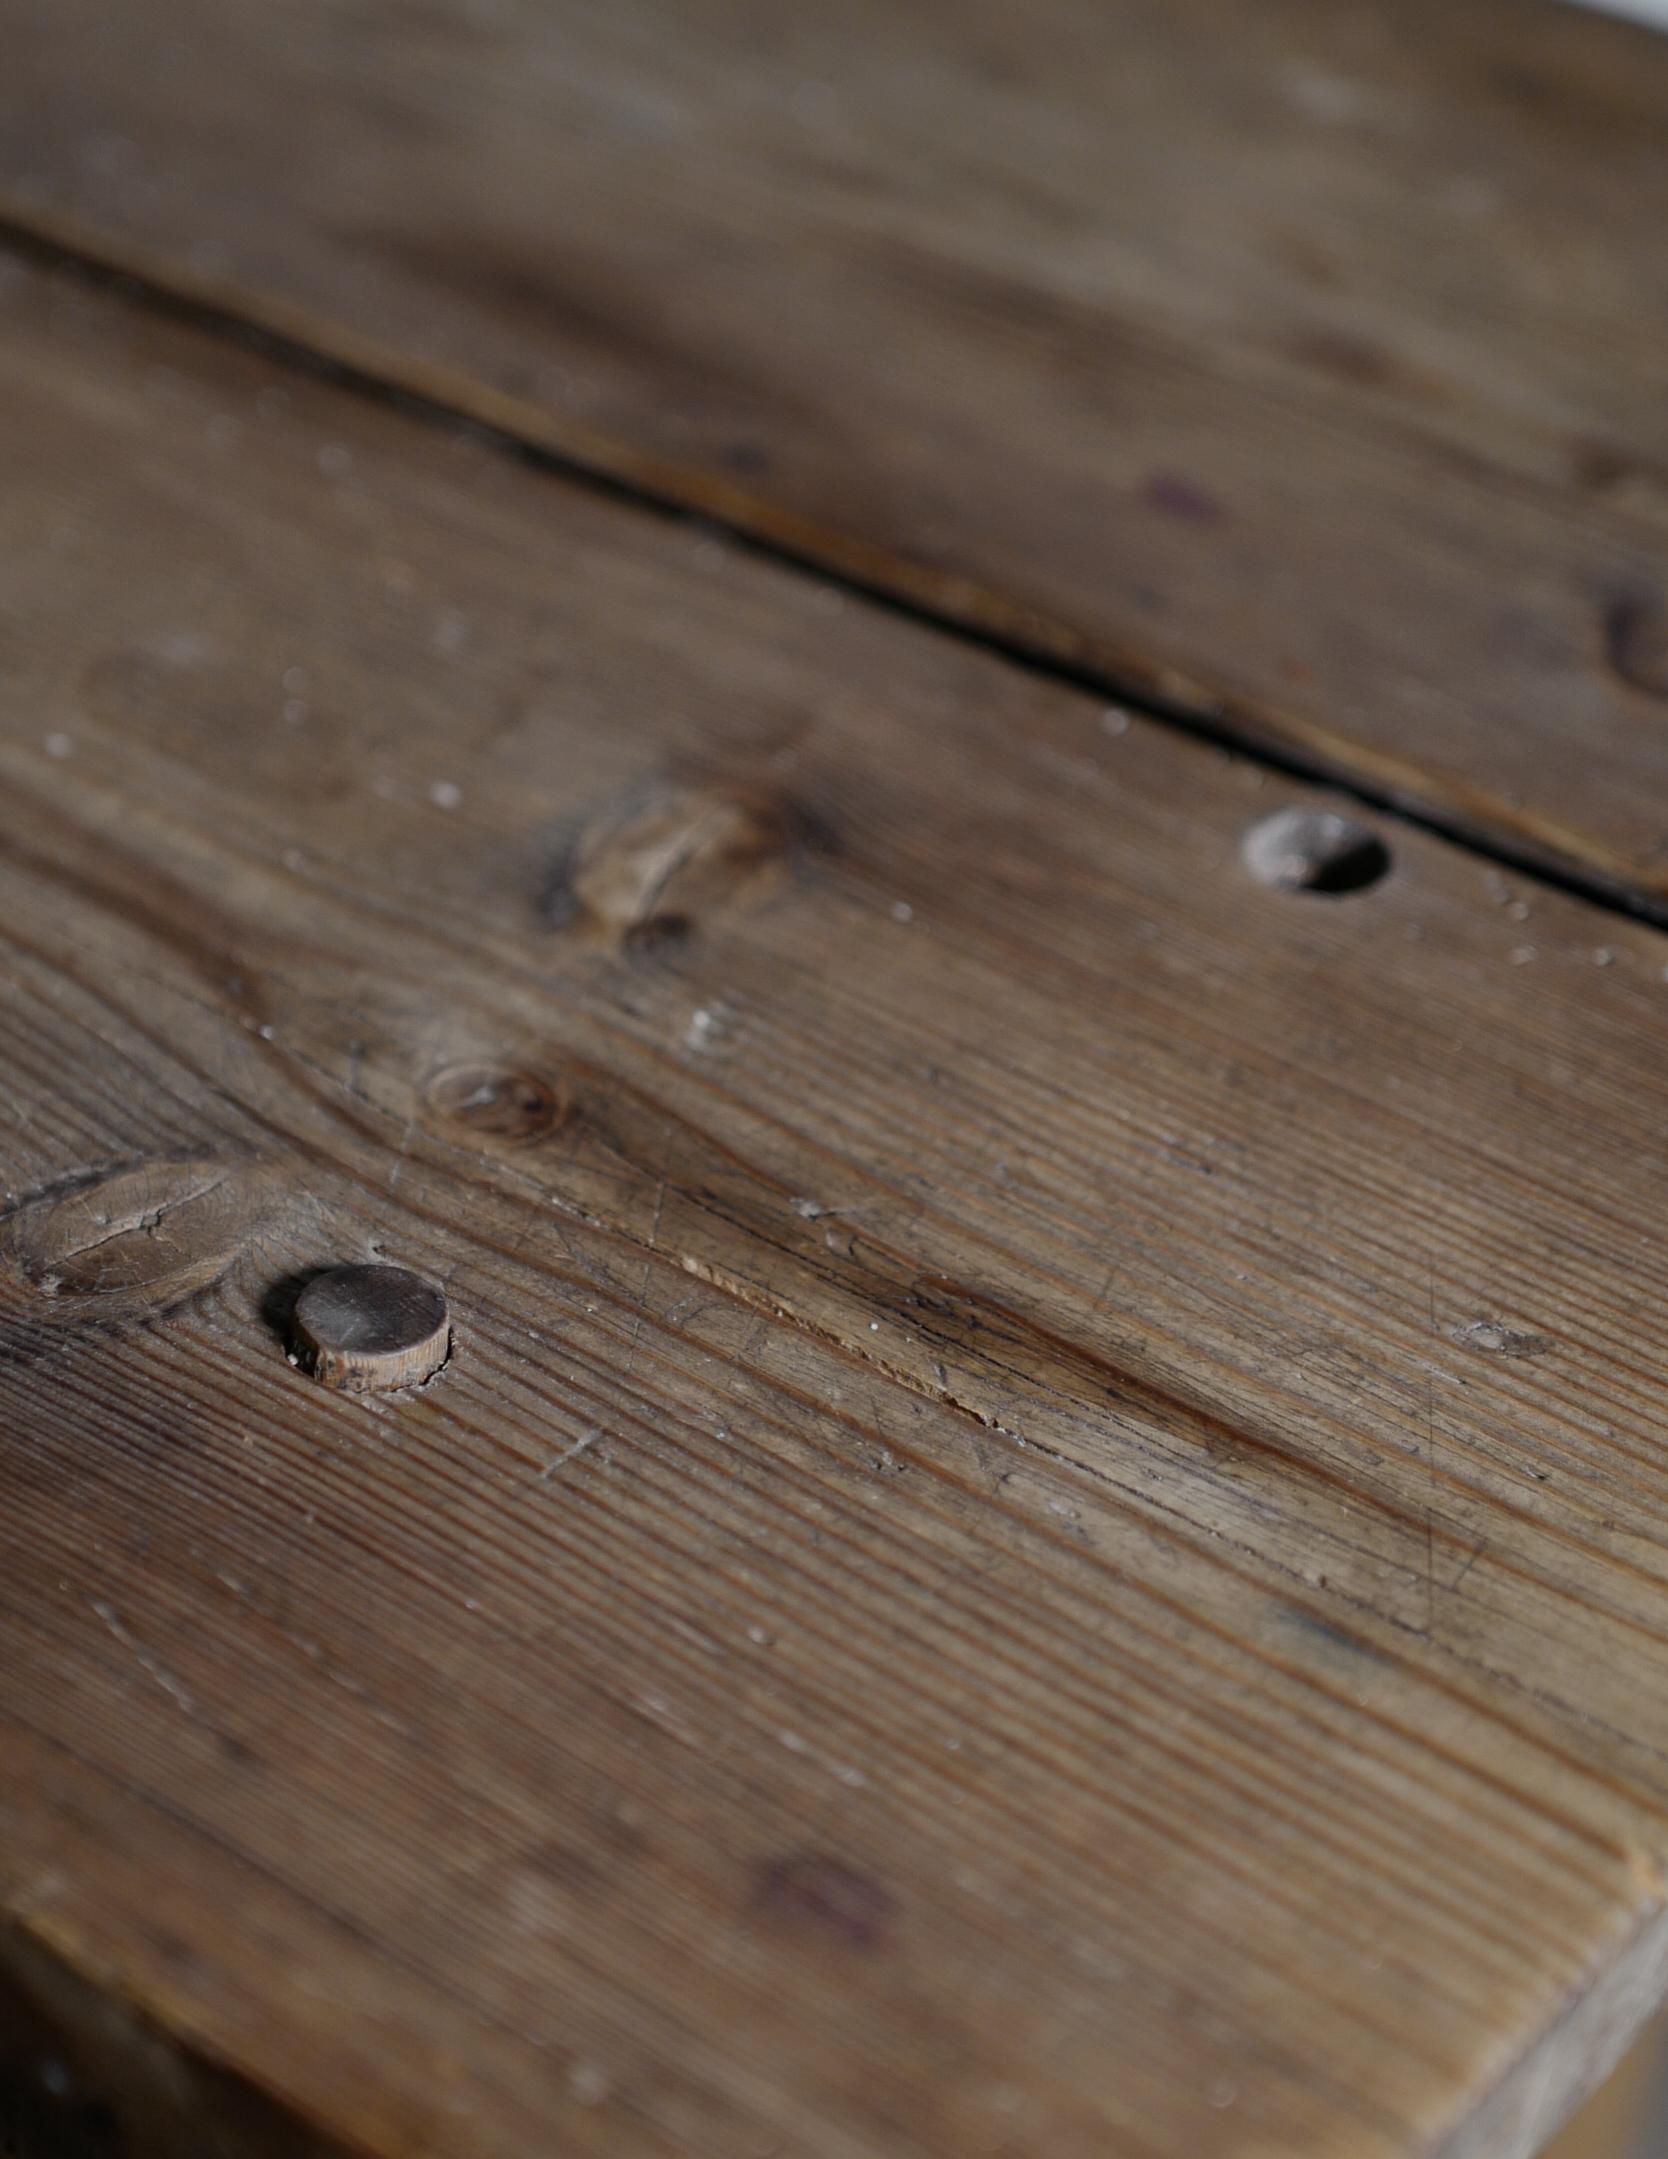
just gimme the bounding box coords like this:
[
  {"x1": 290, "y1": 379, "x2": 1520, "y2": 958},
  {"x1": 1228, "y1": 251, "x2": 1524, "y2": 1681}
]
[{"x1": 1439, "y1": 1895, "x2": 1668, "y2": 2159}]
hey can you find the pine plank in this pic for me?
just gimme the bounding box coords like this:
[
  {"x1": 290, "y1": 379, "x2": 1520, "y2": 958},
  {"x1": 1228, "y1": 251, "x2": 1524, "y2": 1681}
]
[
  {"x1": 1, "y1": 0, "x2": 1667, "y2": 904},
  {"x1": 5, "y1": 252, "x2": 1668, "y2": 2158}
]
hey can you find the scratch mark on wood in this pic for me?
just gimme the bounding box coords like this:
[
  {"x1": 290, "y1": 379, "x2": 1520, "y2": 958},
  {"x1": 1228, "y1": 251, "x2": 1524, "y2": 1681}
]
[{"x1": 91, "y1": 1600, "x2": 196, "y2": 1717}]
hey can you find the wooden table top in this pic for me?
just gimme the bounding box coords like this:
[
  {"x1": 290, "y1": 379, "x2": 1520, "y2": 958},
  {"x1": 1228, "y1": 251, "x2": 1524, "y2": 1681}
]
[{"x1": 1, "y1": 5, "x2": 1666, "y2": 2156}]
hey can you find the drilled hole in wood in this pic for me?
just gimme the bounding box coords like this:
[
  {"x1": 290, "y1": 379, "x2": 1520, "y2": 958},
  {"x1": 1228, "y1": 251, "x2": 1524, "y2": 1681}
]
[{"x1": 1241, "y1": 808, "x2": 1390, "y2": 895}]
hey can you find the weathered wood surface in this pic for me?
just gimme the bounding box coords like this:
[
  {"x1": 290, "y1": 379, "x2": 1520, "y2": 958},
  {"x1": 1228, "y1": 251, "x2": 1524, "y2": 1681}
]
[
  {"x1": 5, "y1": 249, "x2": 1668, "y2": 2159},
  {"x1": 2, "y1": 0, "x2": 1667, "y2": 907},
  {"x1": 1542, "y1": 2011, "x2": 1665, "y2": 2159}
]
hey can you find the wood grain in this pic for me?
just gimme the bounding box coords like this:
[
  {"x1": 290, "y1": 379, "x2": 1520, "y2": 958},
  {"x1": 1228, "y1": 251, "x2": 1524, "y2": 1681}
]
[
  {"x1": 6, "y1": 251, "x2": 1668, "y2": 2158},
  {"x1": 1, "y1": 0, "x2": 1667, "y2": 905}
]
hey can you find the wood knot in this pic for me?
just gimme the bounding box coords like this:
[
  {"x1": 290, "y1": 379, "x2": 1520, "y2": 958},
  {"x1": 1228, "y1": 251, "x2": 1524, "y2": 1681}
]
[
  {"x1": 0, "y1": 1155, "x2": 273, "y2": 1340},
  {"x1": 290, "y1": 1263, "x2": 450, "y2": 1394},
  {"x1": 1604, "y1": 594, "x2": 1668, "y2": 700},
  {"x1": 549, "y1": 781, "x2": 803, "y2": 941},
  {"x1": 424, "y1": 1062, "x2": 566, "y2": 1147}
]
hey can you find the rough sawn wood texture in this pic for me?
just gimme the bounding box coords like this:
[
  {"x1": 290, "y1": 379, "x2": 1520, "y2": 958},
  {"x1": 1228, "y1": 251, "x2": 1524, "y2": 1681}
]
[{"x1": 3, "y1": 247, "x2": 1668, "y2": 2156}]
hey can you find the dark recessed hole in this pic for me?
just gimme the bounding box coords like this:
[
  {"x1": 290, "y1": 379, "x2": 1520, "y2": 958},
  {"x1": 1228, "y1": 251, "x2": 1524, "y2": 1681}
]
[
  {"x1": 1241, "y1": 807, "x2": 1391, "y2": 896},
  {"x1": 622, "y1": 911, "x2": 693, "y2": 959}
]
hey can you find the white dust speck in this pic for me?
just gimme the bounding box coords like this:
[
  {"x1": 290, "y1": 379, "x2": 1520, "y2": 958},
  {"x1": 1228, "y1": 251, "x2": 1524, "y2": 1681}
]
[
  {"x1": 430, "y1": 779, "x2": 463, "y2": 811},
  {"x1": 282, "y1": 698, "x2": 308, "y2": 726},
  {"x1": 157, "y1": 629, "x2": 211, "y2": 668},
  {"x1": 1442, "y1": 175, "x2": 1503, "y2": 220},
  {"x1": 891, "y1": 899, "x2": 914, "y2": 922},
  {"x1": 44, "y1": 732, "x2": 73, "y2": 759},
  {"x1": 1284, "y1": 62, "x2": 1365, "y2": 124},
  {"x1": 1100, "y1": 709, "x2": 1130, "y2": 738},
  {"x1": 1509, "y1": 945, "x2": 1536, "y2": 966},
  {"x1": 684, "y1": 1002, "x2": 735, "y2": 1052},
  {"x1": 317, "y1": 443, "x2": 354, "y2": 478},
  {"x1": 1593, "y1": 947, "x2": 1615, "y2": 967},
  {"x1": 568, "y1": 2062, "x2": 612, "y2": 2107}
]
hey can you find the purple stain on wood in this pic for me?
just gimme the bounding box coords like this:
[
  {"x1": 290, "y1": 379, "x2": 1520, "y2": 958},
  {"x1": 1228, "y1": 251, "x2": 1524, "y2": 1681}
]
[
  {"x1": 1140, "y1": 470, "x2": 1225, "y2": 526},
  {"x1": 753, "y1": 1852, "x2": 897, "y2": 1949},
  {"x1": 1604, "y1": 594, "x2": 1668, "y2": 700},
  {"x1": 1287, "y1": 325, "x2": 1401, "y2": 391}
]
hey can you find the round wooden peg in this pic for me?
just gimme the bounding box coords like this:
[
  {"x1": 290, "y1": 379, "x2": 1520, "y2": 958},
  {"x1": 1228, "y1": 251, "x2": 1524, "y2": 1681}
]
[{"x1": 291, "y1": 1263, "x2": 450, "y2": 1394}]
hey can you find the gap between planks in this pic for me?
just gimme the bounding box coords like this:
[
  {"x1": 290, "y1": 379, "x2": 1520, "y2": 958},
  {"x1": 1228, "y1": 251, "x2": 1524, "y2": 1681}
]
[{"x1": 2, "y1": 201, "x2": 1666, "y2": 943}]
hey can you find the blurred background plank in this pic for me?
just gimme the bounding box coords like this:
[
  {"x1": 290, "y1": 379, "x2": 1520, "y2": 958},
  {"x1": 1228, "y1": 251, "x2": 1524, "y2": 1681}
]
[{"x1": 1, "y1": 0, "x2": 1666, "y2": 907}]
